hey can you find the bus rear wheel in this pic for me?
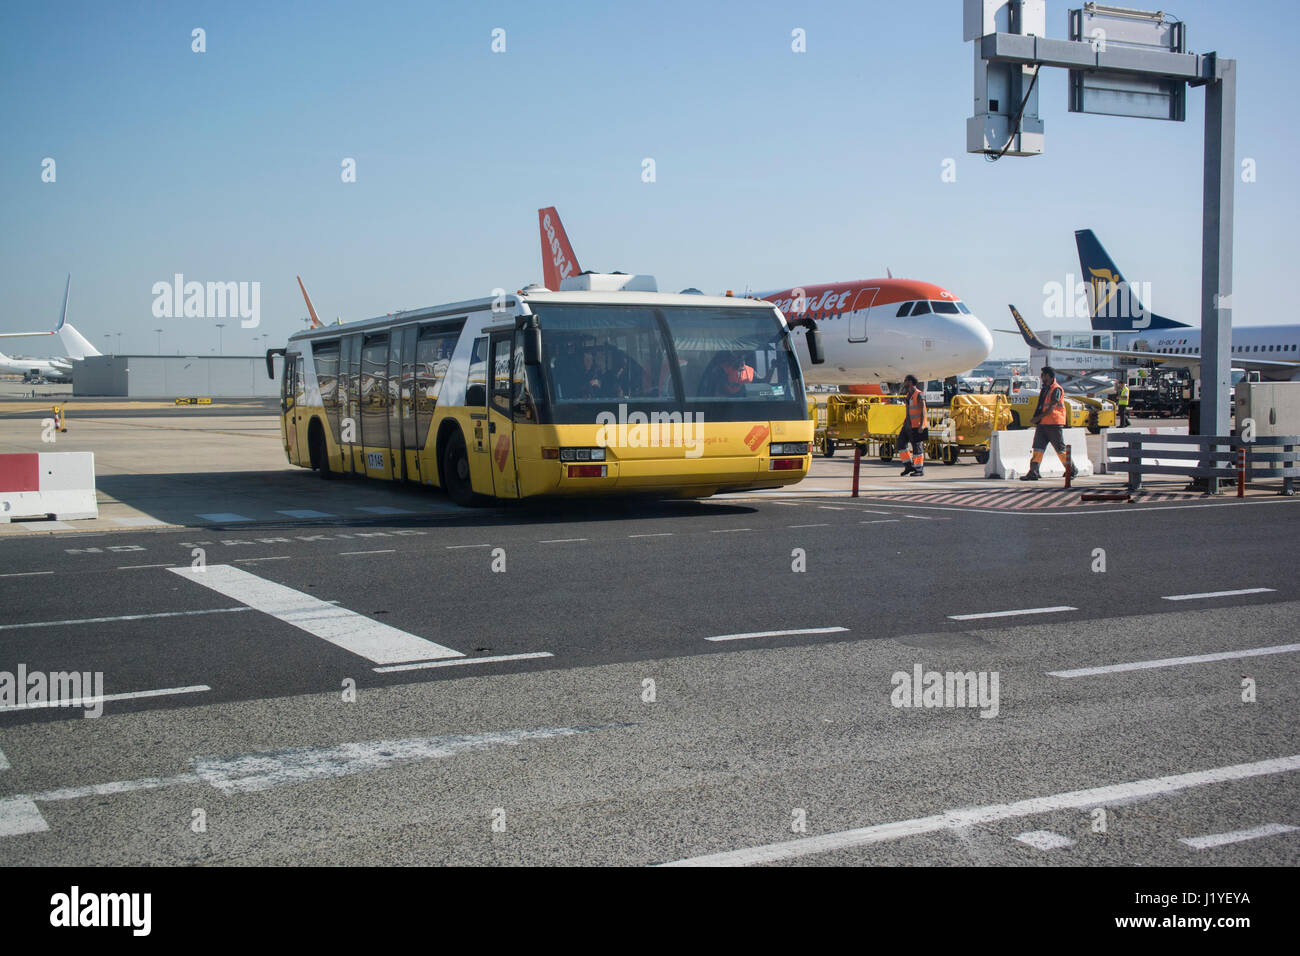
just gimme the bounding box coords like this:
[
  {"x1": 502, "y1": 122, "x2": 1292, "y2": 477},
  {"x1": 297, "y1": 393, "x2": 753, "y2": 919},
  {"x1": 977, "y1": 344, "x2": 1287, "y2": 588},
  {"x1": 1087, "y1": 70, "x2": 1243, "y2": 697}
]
[
  {"x1": 311, "y1": 423, "x2": 335, "y2": 481},
  {"x1": 442, "y1": 431, "x2": 479, "y2": 507}
]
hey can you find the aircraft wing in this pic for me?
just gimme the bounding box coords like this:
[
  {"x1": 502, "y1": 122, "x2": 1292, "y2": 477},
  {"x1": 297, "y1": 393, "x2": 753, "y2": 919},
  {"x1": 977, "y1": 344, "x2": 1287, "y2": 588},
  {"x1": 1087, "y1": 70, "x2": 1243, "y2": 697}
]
[
  {"x1": 1004, "y1": 305, "x2": 1300, "y2": 375},
  {"x1": 0, "y1": 330, "x2": 57, "y2": 339}
]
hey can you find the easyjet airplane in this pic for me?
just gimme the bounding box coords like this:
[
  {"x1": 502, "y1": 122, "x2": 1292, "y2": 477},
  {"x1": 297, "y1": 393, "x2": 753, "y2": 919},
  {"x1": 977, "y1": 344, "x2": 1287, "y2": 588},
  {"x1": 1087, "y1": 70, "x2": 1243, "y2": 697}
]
[{"x1": 537, "y1": 207, "x2": 994, "y2": 386}]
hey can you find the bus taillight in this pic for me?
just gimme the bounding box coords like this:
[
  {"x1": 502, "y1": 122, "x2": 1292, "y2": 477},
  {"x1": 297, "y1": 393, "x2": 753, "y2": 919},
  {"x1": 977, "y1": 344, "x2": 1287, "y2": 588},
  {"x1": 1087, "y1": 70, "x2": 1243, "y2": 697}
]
[
  {"x1": 769, "y1": 458, "x2": 803, "y2": 470},
  {"x1": 568, "y1": 465, "x2": 608, "y2": 478}
]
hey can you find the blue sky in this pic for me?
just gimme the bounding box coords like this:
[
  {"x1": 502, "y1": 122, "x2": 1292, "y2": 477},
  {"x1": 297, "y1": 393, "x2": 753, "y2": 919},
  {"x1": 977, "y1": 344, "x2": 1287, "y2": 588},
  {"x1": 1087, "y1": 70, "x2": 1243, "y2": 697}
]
[{"x1": 2, "y1": 0, "x2": 1296, "y2": 359}]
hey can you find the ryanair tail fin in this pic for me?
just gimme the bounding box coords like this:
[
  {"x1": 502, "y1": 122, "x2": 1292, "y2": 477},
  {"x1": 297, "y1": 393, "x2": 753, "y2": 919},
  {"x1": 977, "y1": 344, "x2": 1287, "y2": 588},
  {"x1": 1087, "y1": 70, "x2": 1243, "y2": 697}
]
[
  {"x1": 1074, "y1": 229, "x2": 1189, "y2": 331},
  {"x1": 538, "y1": 207, "x2": 581, "y2": 291}
]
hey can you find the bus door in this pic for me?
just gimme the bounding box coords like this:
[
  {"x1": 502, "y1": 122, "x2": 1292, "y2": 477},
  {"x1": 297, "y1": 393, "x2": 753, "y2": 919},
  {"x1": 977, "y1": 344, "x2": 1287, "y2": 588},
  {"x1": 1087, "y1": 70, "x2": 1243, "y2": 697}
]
[
  {"x1": 361, "y1": 333, "x2": 395, "y2": 479},
  {"x1": 340, "y1": 335, "x2": 360, "y2": 474},
  {"x1": 280, "y1": 353, "x2": 298, "y2": 460},
  {"x1": 399, "y1": 327, "x2": 419, "y2": 481},
  {"x1": 486, "y1": 331, "x2": 520, "y2": 498},
  {"x1": 390, "y1": 328, "x2": 407, "y2": 480}
]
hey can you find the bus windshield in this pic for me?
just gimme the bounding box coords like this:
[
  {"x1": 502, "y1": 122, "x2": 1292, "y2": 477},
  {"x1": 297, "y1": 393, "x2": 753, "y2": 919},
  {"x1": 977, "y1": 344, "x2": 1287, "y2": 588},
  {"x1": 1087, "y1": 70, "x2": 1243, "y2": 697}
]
[{"x1": 532, "y1": 303, "x2": 806, "y2": 423}]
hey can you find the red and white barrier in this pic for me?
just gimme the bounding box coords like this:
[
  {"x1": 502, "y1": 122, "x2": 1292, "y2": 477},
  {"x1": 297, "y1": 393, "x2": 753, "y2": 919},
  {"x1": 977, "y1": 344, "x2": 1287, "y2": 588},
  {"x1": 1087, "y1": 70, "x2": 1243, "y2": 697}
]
[{"x1": 0, "y1": 453, "x2": 98, "y2": 522}]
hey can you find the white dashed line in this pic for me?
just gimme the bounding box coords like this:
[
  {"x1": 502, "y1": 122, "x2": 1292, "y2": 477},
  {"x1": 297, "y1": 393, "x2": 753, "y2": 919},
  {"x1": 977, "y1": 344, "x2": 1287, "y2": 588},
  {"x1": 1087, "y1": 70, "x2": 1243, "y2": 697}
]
[
  {"x1": 373, "y1": 652, "x2": 555, "y2": 673},
  {"x1": 817, "y1": 506, "x2": 845, "y2": 511},
  {"x1": 1048, "y1": 642, "x2": 1300, "y2": 678},
  {"x1": 788, "y1": 523, "x2": 829, "y2": 528},
  {"x1": 629, "y1": 533, "x2": 673, "y2": 538},
  {"x1": 1162, "y1": 587, "x2": 1275, "y2": 601},
  {"x1": 0, "y1": 607, "x2": 252, "y2": 631},
  {"x1": 1015, "y1": 830, "x2": 1076, "y2": 851},
  {"x1": 235, "y1": 556, "x2": 291, "y2": 563},
  {"x1": 540, "y1": 538, "x2": 587, "y2": 544},
  {"x1": 0, "y1": 571, "x2": 54, "y2": 578},
  {"x1": 446, "y1": 544, "x2": 491, "y2": 549},
  {"x1": 861, "y1": 519, "x2": 900, "y2": 524},
  {"x1": 705, "y1": 626, "x2": 849, "y2": 643},
  {"x1": 661, "y1": 754, "x2": 1300, "y2": 866},
  {"x1": 339, "y1": 549, "x2": 396, "y2": 556},
  {"x1": 169, "y1": 564, "x2": 462, "y2": 664},
  {"x1": 710, "y1": 528, "x2": 751, "y2": 534},
  {"x1": 0, "y1": 684, "x2": 212, "y2": 714},
  {"x1": 116, "y1": 563, "x2": 172, "y2": 570},
  {"x1": 949, "y1": 606, "x2": 1076, "y2": 621},
  {"x1": 1179, "y1": 823, "x2": 1297, "y2": 850}
]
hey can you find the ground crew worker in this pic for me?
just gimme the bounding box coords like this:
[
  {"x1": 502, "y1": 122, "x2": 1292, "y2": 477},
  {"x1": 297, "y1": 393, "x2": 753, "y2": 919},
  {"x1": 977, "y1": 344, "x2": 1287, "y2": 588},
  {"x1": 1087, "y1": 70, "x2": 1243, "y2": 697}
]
[
  {"x1": 1113, "y1": 377, "x2": 1130, "y2": 427},
  {"x1": 1021, "y1": 365, "x2": 1076, "y2": 481},
  {"x1": 898, "y1": 374, "x2": 927, "y2": 477},
  {"x1": 718, "y1": 351, "x2": 755, "y2": 396}
]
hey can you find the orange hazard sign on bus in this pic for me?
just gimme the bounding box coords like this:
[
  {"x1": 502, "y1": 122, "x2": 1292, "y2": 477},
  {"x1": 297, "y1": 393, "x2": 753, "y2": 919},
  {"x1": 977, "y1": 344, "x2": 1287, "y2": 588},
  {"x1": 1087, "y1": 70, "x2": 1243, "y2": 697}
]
[
  {"x1": 493, "y1": 434, "x2": 511, "y2": 471},
  {"x1": 744, "y1": 425, "x2": 770, "y2": 451}
]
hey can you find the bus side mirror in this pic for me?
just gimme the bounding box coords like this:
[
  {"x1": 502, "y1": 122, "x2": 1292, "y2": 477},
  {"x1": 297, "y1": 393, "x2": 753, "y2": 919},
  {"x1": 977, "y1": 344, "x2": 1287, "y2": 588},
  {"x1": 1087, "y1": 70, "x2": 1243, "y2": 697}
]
[
  {"x1": 265, "y1": 348, "x2": 286, "y2": 380},
  {"x1": 805, "y1": 327, "x2": 825, "y2": 365},
  {"x1": 524, "y1": 327, "x2": 543, "y2": 366}
]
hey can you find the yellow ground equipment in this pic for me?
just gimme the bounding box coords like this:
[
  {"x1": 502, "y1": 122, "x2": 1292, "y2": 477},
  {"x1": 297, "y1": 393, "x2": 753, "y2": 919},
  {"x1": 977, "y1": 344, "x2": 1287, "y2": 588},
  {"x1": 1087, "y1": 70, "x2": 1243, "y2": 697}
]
[{"x1": 946, "y1": 394, "x2": 1012, "y2": 465}]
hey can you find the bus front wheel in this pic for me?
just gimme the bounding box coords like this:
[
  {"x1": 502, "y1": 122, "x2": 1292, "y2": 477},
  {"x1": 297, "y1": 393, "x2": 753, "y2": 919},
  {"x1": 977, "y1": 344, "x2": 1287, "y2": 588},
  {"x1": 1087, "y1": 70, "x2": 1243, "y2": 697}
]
[{"x1": 442, "y1": 431, "x2": 479, "y2": 507}]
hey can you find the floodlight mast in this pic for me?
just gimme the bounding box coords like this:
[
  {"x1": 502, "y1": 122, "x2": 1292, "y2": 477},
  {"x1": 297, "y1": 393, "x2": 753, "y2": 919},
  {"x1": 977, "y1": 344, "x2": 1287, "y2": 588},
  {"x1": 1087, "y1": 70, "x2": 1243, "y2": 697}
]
[{"x1": 964, "y1": 1, "x2": 1236, "y2": 490}]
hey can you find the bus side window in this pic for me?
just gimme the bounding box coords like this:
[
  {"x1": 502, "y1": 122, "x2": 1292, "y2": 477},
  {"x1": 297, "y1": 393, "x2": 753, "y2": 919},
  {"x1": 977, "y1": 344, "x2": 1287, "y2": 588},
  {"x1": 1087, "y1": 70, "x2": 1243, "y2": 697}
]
[
  {"x1": 512, "y1": 336, "x2": 537, "y2": 423},
  {"x1": 466, "y1": 337, "x2": 489, "y2": 407}
]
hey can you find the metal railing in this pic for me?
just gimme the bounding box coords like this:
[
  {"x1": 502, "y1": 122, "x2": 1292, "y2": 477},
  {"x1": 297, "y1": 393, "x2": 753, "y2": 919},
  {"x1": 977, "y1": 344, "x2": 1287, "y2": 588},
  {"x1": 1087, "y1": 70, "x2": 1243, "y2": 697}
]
[{"x1": 1106, "y1": 434, "x2": 1299, "y2": 496}]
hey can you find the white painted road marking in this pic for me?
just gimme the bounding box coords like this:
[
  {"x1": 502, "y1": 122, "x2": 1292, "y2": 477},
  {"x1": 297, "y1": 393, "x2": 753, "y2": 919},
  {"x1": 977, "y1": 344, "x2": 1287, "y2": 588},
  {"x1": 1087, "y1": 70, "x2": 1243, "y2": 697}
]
[
  {"x1": 0, "y1": 571, "x2": 54, "y2": 578},
  {"x1": 705, "y1": 626, "x2": 849, "y2": 643},
  {"x1": 339, "y1": 549, "x2": 396, "y2": 556},
  {"x1": 861, "y1": 519, "x2": 900, "y2": 524},
  {"x1": 0, "y1": 607, "x2": 252, "y2": 631},
  {"x1": 117, "y1": 563, "x2": 172, "y2": 570},
  {"x1": 277, "y1": 509, "x2": 335, "y2": 519},
  {"x1": 0, "y1": 747, "x2": 9, "y2": 771},
  {"x1": 0, "y1": 684, "x2": 210, "y2": 714},
  {"x1": 196, "y1": 513, "x2": 253, "y2": 523},
  {"x1": 1048, "y1": 642, "x2": 1300, "y2": 678},
  {"x1": 0, "y1": 725, "x2": 611, "y2": 836},
  {"x1": 1015, "y1": 830, "x2": 1075, "y2": 850},
  {"x1": 540, "y1": 538, "x2": 587, "y2": 544},
  {"x1": 446, "y1": 543, "x2": 491, "y2": 549},
  {"x1": 628, "y1": 533, "x2": 673, "y2": 538},
  {"x1": 788, "y1": 523, "x2": 829, "y2": 528},
  {"x1": 169, "y1": 564, "x2": 462, "y2": 664},
  {"x1": 661, "y1": 754, "x2": 1300, "y2": 866},
  {"x1": 949, "y1": 606, "x2": 1077, "y2": 621},
  {"x1": 1179, "y1": 823, "x2": 1297, "y2": 850},
  {"x1": 1162, "y1": 587, "x2": 1275, "y2": 601},
  {"x1": 373, "y1": 652, "x2": 555, "y2": 673}
]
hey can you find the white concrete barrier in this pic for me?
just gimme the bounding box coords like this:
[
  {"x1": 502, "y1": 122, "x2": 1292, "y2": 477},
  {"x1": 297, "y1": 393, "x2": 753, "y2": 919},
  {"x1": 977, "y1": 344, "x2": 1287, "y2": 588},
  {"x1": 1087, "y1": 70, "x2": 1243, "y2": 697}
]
[
  {"x1": 985, "y1": 428, "x2": 1094, "y2": 480},
  {"x1": 0, "y1": 452, "x2": 98, "y2": 522},
  {"x1": 1102, "y1": 427, "x2": 1192, "y2": 475}
]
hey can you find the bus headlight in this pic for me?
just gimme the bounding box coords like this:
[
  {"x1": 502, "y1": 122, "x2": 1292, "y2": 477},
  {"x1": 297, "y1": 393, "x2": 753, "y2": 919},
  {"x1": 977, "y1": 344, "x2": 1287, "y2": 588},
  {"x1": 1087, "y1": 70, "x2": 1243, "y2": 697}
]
[
  {"x1": 769, "y1": 442, "x2": 809, "y2": 456},
  {"x1": 560, "y1": 447, "x2": 606, "y2": 462}
]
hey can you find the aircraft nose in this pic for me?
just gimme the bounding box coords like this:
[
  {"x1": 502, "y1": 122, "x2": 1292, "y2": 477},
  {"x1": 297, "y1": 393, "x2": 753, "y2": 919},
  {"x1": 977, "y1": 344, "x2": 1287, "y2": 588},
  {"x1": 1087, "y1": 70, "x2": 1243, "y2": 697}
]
[{"x1": 959, "y1": 315, "x2": 994, "y2": 368}]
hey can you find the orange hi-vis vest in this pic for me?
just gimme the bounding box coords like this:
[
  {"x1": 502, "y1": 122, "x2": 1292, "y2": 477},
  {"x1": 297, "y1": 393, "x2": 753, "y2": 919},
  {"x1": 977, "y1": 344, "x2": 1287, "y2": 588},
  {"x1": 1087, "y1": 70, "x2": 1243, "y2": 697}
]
[
  {"x1": 1038, "y1": 380, "x2": 1066, "y2": 425},
  {"x1": 906, "y1": 389, "x2": 926, "y2": 429}
]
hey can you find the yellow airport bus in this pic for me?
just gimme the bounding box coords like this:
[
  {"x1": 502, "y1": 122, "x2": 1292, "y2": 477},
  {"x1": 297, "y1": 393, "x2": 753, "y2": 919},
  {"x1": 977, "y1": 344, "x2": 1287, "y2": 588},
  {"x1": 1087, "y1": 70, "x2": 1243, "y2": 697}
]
[{"x1": 267, "y1": 273, "x2": 823, "y2": 505}]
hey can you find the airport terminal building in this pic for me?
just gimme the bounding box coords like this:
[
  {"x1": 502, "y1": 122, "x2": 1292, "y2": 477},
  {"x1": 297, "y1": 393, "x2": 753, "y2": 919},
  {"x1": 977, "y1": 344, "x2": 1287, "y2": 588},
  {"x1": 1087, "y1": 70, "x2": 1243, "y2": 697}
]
[{"x1": 73, "y1": 355, "x2": 279, "y2": 398}]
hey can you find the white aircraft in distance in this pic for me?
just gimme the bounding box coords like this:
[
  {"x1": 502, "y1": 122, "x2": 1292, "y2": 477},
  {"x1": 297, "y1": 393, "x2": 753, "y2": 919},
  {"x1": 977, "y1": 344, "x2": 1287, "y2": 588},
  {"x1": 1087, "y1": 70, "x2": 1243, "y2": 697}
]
[
  {"x1": 0, "y1": 275, "x2": 102, "y2": 382},
  {"x1": 536, "y1": 207, "x2": 994, "y2": 387},
  {"x1": 1004, "y1": 231, "x2": 1300, "y2": 382}
]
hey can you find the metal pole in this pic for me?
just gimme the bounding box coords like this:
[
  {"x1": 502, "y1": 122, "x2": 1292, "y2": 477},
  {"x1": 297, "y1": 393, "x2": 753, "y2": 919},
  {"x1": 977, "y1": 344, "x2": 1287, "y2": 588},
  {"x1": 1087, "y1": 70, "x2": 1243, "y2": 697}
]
[
  {"x1": 851, "y1": 444, "x2": 862, "y2": 497},
  {"x1": 1199, "y1": 56, "x2": 1236, "y2": 493}
]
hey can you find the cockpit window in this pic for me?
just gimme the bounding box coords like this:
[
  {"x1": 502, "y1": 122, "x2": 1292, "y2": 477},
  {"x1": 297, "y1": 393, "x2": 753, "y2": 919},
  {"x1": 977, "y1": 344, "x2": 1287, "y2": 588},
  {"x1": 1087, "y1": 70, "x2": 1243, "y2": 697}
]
[
  {"x1": 911, "y1": 300, "x2": 931, "y2": 316},
  {"x1": 955, "y1": 302, "x2": 971, "y2": 314},
  {"x1": 931, "y1": 300, "x2": 959, "y2": 314},
  {"x1": 896, "y1": 302, "x2": 912, "y2": 317}
]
